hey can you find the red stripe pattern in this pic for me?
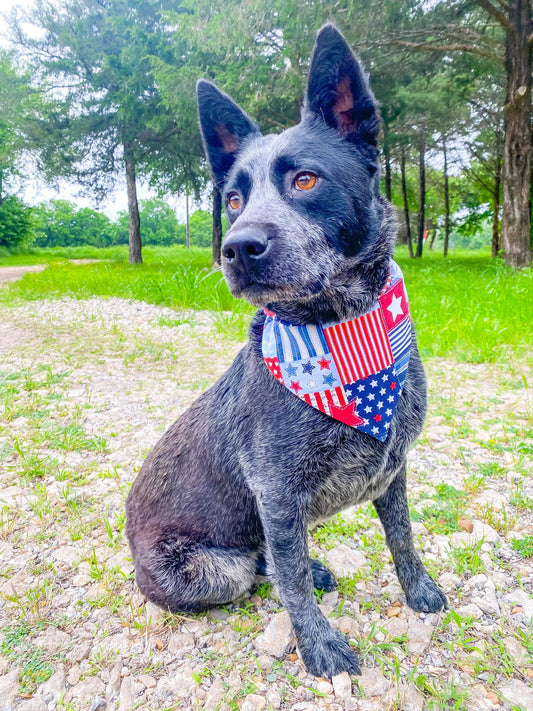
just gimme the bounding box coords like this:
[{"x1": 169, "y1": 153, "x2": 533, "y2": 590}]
[{"x1": 324, "y1": 307, "x2": 393, "y2": 384}]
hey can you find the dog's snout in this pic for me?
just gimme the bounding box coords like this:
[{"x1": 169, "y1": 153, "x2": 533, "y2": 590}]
[{"x1": 222, "y1": 228, "x2": 269, "y2": 270}]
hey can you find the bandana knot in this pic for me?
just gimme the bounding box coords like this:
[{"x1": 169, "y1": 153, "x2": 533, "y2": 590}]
[{"x1": 262, "y1": 261, "x2": 411, "y2": 441}]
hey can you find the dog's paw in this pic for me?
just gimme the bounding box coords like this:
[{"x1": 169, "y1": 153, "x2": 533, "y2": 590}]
[
  {"x1": 406, "y1": 574, "x2": 447, "y2": 613},
  {"x1": 310, "y1": 559, "x2": 337, "y2": 592},
  {"x1": 299, "y1": 626, "x2": 360, "y2": 678}
]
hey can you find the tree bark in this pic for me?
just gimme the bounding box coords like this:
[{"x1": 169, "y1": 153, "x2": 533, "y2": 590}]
[
  {"x1": 400, "y1": 148, "x2": 413, "y2": 258},
  {"x1": 492, "y1": 133, "x2": 502, "y2": 258},
  {"x1": 124, "y1": 144, "x2": 142, "y2": 264},
  {"x1": 501, "y1": 0, "x2": 532, "y2": 268},
  {"x1": 443, "y1": 137, "x2": 450, "y2": 257},
  {"x1": 212, "y1": 185, "x2": 222, "y2": 265},
  {"x1": 185, "y1": 189, "x2": 190, "y2": 249},
  {"x1": 384, "y1": 145, "x2": 392, "y2": 202},
  {"x1": 416, "y1": 138, "x2": 426, "y2": 258}
]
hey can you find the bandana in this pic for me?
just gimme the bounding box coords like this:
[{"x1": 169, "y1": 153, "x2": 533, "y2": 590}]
[{"x1": 262, "y1": 261, "x2": 411, "y2": 441}]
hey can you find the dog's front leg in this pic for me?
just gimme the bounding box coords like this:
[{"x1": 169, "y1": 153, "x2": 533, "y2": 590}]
[
  {"x1": 373, "y1": 464, "x2": 447, "y2": 612},
  {"x1": 257, "y1": 487, "x2": 360, "y2": 678}
]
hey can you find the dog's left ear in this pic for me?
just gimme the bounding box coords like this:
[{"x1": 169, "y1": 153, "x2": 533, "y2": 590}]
[
  {"x1": 305, "y1": 24, "x2": 379, "y2": 147},
  {"x1": 197, "y1": 80, "x2": 260, "y2": 189}
]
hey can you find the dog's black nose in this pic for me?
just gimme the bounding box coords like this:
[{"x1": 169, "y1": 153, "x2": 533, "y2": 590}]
[{"x1": 222, "y1": 228, "x2": 269, "y2": 271}]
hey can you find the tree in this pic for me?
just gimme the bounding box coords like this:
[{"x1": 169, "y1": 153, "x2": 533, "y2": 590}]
[
  {"x1": 382, "y1": 0, "x2": 532, "y2": 267},
  {"x1": 33, "y1": 200, "x2": 116, "y2": 247},
  {"x1": 9, "y1": 0, "x2": 193, "y2": 264}
]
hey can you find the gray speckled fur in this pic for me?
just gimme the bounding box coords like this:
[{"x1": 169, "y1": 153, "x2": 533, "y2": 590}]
[{"x1": 126, "y1": 24, "x2": 446, "y2": 678}]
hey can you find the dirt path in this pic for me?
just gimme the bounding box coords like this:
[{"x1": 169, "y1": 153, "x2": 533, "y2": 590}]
[
  {"x1": 0, "y1": 260, "x2": 104, "y2": 284},
  {"x1": 0, "y1": 296, "x2": 531, "y2": 711},
  {"x1": 0, "y1": 265, "x2": 47, "y2": 283}
]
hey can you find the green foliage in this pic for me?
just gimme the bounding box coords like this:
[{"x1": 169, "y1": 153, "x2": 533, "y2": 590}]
[
  {"x1": 1, "y1": 623, "x2": 54, "y2": 694},
  {"x1": 33, "y1": 200, "x2": 116, "y2": 248},
  {"x1": 0, "y1": 196, "x2": 35, "y2": 249},
  {"x1": 189, "y1": 209, "x2": 213, "y2": 248},
  {"x1": 511, "y1": 536, "x2": 533, "y2": 559}
]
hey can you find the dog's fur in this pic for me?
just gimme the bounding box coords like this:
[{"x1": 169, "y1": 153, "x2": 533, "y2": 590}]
[{"x1": 126, "y1": 24, "x2": 446, "y2": 678}]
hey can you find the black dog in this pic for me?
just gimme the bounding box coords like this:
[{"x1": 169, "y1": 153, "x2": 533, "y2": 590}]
[{"x1": 126, "y1": 24, "x2": 446, "y2": 678}]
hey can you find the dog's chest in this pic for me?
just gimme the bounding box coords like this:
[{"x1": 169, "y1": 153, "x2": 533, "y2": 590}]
[{"x1": 306, "y1": 441, "x2": 397, "y2": 525}]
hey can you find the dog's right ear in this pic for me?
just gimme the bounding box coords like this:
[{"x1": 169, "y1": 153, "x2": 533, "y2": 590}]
[{"x1": 197, "y1": 81, "x2": 260, "y2": 188}]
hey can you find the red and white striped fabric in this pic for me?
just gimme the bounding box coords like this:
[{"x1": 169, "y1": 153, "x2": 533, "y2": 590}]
[{"x1": 324, "y1": 306, "x2": 393, "y2": 383}]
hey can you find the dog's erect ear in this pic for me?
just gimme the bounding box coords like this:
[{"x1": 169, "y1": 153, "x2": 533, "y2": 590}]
[
  {"x1": 197, "y1": 80, "x2": 260, "y2": 188},
  {"x1": 305, "y1": 24, "x2": 379, "y2": 146}
]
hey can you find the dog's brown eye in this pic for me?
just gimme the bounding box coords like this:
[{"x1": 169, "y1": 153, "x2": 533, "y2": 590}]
[
  {"x1": 228, "y1": 193, "x2": 241, "y2": 210},
  {"x1": 294, "y1": 173, "x2": 317, "y2": 191}
]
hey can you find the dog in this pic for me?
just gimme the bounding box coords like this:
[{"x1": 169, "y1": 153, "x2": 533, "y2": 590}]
[{"x1": 126, "y1": 23, "x2": 447, "y2": 678}]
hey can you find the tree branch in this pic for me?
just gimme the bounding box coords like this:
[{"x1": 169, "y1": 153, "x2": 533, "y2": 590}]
[
  {"x1": 474, "y1": 0, "x2": 512, "y2": 32},
  {"x1": 384, "y1": 39, "x2": 498, "y2": 61}
]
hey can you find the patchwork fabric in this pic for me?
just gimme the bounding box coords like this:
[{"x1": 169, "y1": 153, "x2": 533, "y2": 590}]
[{"x1": 261, "y1": 260, "x2": 412, "y2": 442}]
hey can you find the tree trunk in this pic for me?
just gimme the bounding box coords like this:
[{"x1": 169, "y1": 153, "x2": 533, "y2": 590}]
[
  {"x1": 429, "y1": 226, "x2": 437, "y2": 250},
  {"x1": 124, "y1": 145, "x2": 142, "y2": 264},
  {"x1": 492, "y1": 135, "x2": 502, "y2": 258},
  {"x1": 185, "y1": 189, "x2": 190, "y2": 249},
  {"x1": 212, "y1": 185, "x2": 222, "y2": 265},
  {"x1": 501, "y1": 0, "x2": 532, "y2": 268},
  {"x1": 384, "y1": 144, "x2": 392, "y2": 202},
  {"x1": 416, "y1": 138, "x2": 426, "y2": 258},
  {"x1": 400, "y1": 148, "x2": 413, "y2": 258},
  {"x1": 443, "y1": 137, "x2": 450, "y2": 257}
]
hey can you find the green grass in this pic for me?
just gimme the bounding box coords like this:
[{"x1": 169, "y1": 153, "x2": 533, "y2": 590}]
[
  {"x1": 1, "y1": 244, "x2": 532, "y2": 362},
  {"x1": 1, "y1": 623, "x2": 55, "y2": 694}
]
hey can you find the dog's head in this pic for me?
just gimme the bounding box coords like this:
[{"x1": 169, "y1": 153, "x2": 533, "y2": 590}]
[{"x1": 198, "y1": 24, "x2": 389, "y2": 315}]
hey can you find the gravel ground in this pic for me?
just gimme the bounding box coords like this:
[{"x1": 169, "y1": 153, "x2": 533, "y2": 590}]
[{"x1": 0, "y1": 296, "x2": 532, "y2": 711}]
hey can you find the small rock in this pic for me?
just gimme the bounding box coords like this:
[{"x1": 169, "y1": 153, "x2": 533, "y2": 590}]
[
  {"x1": 406, "y1": 619, "x2": 433, "y2": 655},
  {"x1": 204, "y1": 677, "x2": 225, "y2": 710},
  {"x1": 67, "y1": 664, "x2": 81, "y2": 686},
  {"x1": 38, "y1": 663, "x2": 65, "y2": 705},
  {"x1": 332, "y1": 671, "x2": 352, "y2": 701},
  {"x1": 331, "y1": 616, "x2": 359, "y2": 638},
  {"x1": 321, "y1": 591, "x2": 339, "y2": 609},
  {"x1": 454, "y1": 603, "x2": 483, "y2": 620},
  {"x1": 106, "y1": 656, "x2": 123, "y2": 700},
  {"x1": 69, "y1": 677, "x2": 106, "y2": 707},
  {"x1": 402, "y1": 683, "x2": 426, "y2": 711},
  {"x1": 253, "y1": 611, "x2": 296, "y2": 658},
  {"x1": 16, "y1": 699, "x2": 48, "y2": 711},
  {"x1": 458, "y1": 517, "x2": 474, "y2": 533},
  {"x1": 359, "y1": 667, "x2": 389, "y2": 697},
  {"x1": 499, "y1": 678, "x2": 533, "y2": 710},
  {"x1": 471, "y1": 520, "x2": 500, "y2": 544},
  {"x1": 172, "y1": 665, "x2": 196, "y2": 698},
  {"x1": 136, "y1": 675, "x2": 157, "y2": 689},
  {"x1": 266, "y1": 689, "x2": 282, "y2": 708},
  {"x1": 241, "y1": 693, "x2": 267, "y2": 711},
  {"x1": 88, "y1": 696, "x2": 106, "y2": 711},
  {"x1": 326, "y1": 545, "x2": 367, "y2": 577},
  {"x1": 167, "y1": 632, "x2": 195, "y2": 653},
  {"x1": 384, "y1": 616, "x2": 408, "y2": 639},
  {"x1": 72, "y1": 573, "x2": 91, "y2": 586},
  {"x1": 503, "y1": 589, "x2": 533, "y2": 624},
  {"x1": 120, "y1": 676, "x2": 134, "y2": 711},
  {"x1": 34, "y1": 629, "x2": 71, "y2": 653},
  {"x1": 209, "y1": 608, "x2": 230, "y2": 620},
  {"x1": 317, "y1": 680, "x2": 333, "y2": 695},
  {"x1": 145, "y1": 601, "x2": 163, "y2": 627}
]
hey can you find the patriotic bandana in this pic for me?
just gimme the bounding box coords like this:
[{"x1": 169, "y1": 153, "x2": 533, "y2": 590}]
[{"x1": 262, "y1": 261, "x2": 411, "y2": 441}]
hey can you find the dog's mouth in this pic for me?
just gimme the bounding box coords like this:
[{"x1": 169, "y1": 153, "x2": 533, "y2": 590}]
[{"x1": 225, "y1": 271, "x2": 329, "y2": 307}]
